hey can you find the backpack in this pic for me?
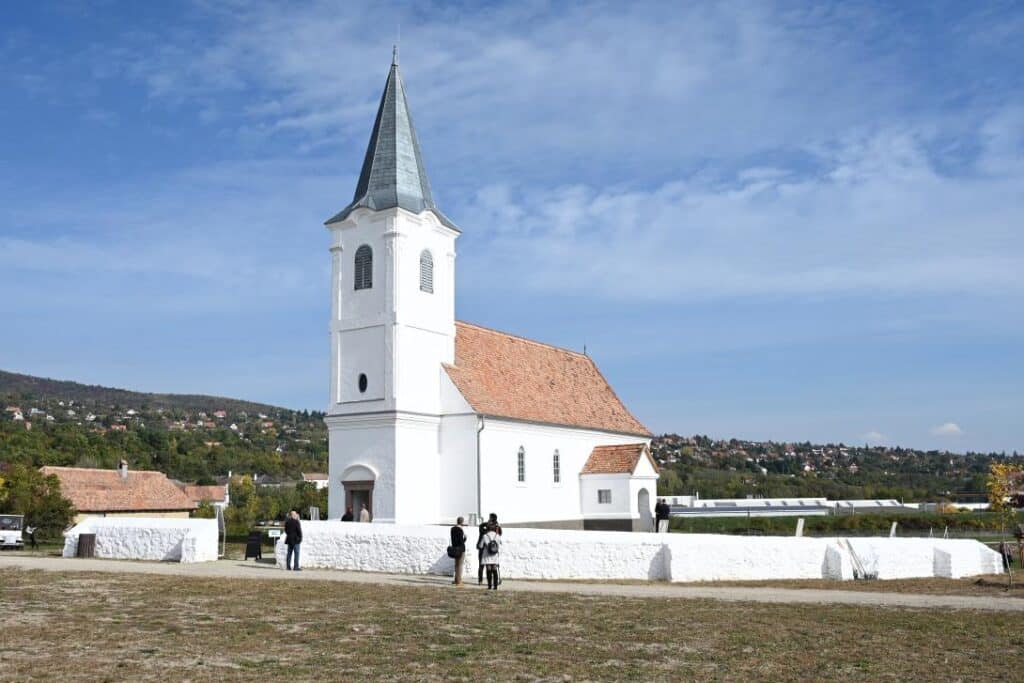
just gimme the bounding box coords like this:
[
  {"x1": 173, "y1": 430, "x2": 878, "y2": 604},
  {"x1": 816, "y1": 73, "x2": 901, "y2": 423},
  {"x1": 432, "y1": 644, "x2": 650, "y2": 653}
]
[{"x1": 486, "y1": 537, "x2": 499, "y2": 555}]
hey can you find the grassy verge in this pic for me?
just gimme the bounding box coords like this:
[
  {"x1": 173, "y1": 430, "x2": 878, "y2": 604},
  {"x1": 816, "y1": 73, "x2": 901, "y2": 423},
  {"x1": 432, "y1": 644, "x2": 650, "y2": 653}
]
[
  {"x1": 670, "y1": 510, "x2": 1024, "y2": 537},
  {"x1": 1, "y1": 569, "x2": 1022, "y2": 682}
]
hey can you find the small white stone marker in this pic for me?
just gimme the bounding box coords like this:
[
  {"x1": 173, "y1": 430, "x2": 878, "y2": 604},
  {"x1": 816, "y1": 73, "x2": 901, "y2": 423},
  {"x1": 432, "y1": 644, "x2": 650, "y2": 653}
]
[
  {"x1": 795, "y1": 518, "x2": 804, "y2": 537},
  {"x1": 889, "y1": 521, "x2": 898, "y2": 537}
]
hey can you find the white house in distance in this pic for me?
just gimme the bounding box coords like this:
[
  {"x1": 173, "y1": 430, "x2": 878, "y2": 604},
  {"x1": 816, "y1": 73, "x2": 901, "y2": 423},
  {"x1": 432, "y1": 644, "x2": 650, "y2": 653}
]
[{"x1": 324, "y1": 53, "x2": 656, "y2": 531}]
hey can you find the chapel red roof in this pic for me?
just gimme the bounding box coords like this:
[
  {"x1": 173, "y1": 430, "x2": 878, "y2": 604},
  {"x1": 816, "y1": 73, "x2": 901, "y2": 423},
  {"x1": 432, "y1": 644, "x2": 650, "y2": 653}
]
[
  {"x1": 179, "y1": 484, "x2": 228, "y2": 505},
  {"x1": 581, "y1": 443, "x2": 659, "y2": 475},
  {"x1": 444, "y1": 321, "x2": 651, "y2": 437},
  {"x1": 40, "y1": 466, "x2": 197, "y2": 513}
]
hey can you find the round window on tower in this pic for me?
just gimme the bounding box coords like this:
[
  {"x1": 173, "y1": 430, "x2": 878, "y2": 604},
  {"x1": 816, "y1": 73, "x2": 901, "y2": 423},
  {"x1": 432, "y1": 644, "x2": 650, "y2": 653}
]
[{"x1": 358, "y1": 373, "x2": 368, "y2": 393}]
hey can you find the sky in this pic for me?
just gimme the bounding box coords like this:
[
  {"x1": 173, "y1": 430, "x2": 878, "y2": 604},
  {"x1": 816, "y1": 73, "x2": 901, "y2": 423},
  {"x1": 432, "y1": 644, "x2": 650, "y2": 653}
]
[{"x1": 1, "y1": 1, "x2": 1022, "y2": 453}]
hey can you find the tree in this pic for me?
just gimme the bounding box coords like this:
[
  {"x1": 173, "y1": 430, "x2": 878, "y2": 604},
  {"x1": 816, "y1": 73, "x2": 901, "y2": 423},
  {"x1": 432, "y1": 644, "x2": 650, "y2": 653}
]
[
  {"x1": 193, "y1": 500, "x2": 216, "y2": 519},
  {"x1": 986, "y1": 462, "x2": 1023, "y2": 585},
  {"x1": 0, "y1": 464, "x2": 76, "y2": 538}
]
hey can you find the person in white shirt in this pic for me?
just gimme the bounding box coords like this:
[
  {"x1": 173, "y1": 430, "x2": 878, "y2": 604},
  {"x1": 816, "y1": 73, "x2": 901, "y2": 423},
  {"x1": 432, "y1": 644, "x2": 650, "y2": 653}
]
[{"x1": 359, "y1": 504, "x2": 371, "y2": 523}]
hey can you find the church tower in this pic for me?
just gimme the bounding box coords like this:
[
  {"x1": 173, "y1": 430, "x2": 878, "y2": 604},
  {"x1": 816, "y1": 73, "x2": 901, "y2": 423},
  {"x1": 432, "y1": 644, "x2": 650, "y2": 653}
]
[{"x1": 324, "y1": 52, "x2": 459, "y2": 524}]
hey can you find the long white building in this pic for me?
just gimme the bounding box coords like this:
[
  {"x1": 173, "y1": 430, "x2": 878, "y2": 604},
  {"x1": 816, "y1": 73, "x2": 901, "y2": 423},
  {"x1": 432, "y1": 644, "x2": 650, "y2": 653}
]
[{"x1": 324, "y1": 54, "x2": 655, "y2": 530}]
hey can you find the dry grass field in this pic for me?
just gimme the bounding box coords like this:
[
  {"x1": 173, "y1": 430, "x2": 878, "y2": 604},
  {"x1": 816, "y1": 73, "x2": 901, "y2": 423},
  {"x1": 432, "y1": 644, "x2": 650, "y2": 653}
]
[{"x1": 1, "y1": 569, "x2": 1021, "y2": 682}]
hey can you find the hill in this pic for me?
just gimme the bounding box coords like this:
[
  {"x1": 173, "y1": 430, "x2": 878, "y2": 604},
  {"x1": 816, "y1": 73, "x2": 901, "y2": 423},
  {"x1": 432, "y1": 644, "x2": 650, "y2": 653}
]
[
  {"x1": 0, "y1": 369, "x2": 326, "y2": 483},
  {"x1": 0, "y1": 369, "x2": 284, "y2": 415}
]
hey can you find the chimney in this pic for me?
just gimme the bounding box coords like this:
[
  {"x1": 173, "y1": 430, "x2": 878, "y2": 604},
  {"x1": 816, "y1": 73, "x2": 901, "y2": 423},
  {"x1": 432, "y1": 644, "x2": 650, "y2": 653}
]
[{"x1": 118, "y1": 459, "x2": 129, "y2": 480}]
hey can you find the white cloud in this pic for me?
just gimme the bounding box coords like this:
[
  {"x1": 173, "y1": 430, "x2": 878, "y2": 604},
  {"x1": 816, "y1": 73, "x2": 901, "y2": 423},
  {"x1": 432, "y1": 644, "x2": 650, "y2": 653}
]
[
  {"x1": 932, "y1": 422, "x2": 964, "y2": 436},
  {"x1": 861, "y1": 430, "x2": 887, "y2": 443},
  {"x1": 456, "y1": 124, "x2": 1024, "y2": 303}
]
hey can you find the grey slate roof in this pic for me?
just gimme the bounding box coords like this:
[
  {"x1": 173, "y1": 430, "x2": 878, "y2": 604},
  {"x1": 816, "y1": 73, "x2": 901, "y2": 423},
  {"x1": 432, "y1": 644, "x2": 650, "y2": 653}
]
[{"x1": 326, "y1": 57, "x2": 459, "y2": 231}]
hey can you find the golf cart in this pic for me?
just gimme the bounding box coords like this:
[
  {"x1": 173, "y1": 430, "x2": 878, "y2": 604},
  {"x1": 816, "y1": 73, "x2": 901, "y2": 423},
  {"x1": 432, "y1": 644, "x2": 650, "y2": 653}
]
[{"x1": 0, "y1": 514, "x2": 24, "y2": 549}]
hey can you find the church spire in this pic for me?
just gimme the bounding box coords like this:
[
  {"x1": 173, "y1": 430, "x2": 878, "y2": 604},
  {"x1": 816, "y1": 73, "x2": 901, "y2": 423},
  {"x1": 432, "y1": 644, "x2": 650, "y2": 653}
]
[{"x1": 326, "y1": 55, "x2": 457, "y2": 230}]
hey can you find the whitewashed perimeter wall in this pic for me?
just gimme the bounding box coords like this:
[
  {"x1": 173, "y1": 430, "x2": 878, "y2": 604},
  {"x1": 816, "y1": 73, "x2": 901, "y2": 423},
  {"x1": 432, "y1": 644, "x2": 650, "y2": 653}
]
[
  {"x1": 274, "y1": 522, "x2": 1003, "y2": 582},
  {"x1": 62, "y1": 517, "x2": 218, "y2": 563}
]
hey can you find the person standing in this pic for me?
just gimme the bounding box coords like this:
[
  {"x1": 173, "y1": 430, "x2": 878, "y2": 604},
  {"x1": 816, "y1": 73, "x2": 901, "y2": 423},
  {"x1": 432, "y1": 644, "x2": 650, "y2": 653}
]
[
  {"x1": 25, "y1": 523, "x2": 37, "y2": 550},
  {"x1": 284, "y1": 510, "x2": 302, "y2": 571},
  {"x1": 341, "y1": 506, "x2": 354, "y2": 522},
  {"x1": 450, "y1": 517, "x2": 467, "y2": 586},
  {"x1": 475, "y1": 519, "x2": 489, "y2": 585},
  {"x1": 655, "y1": 499, "x2": 671, "y2": 533},
  {"x1": 359, "y1": 503, "x2": 371, "y2": 523},
  {"x1": 481, "y1": 524, "x2": 502, "y2": 590}
]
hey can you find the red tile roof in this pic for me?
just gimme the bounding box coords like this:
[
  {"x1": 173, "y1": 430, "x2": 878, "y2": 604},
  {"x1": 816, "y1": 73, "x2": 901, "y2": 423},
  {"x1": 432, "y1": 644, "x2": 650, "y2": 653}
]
[
  {"x1": 445, "y1": 322, "x2": 651, "y2": 436},
  {"x1": 179, "y1": 484, "x2": 228, "y2": 505},
  {"x1": 40, "y1": 466, "x2": 197, "y2": 513},
  {"x1": 581, "y1": 443, "x2": 659, "y2": 475}
]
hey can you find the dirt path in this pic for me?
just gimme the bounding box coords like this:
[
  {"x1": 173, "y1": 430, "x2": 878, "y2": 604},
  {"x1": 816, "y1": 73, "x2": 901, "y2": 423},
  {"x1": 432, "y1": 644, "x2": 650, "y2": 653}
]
[{"x1": 3, "y1": 554, "x2": 1022, "y2": 612}]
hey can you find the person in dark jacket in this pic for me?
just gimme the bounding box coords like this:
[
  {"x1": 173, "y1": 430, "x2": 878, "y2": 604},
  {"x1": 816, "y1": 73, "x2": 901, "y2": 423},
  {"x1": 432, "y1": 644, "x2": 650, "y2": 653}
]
[
  {"x1": 284, "y1": 510, "x2": 302, "y2": 571},
  {"x1": 655, "y1": 499, "x2": 671, "y2": 533},
  {"x1": 450, "y1": 517, "x2": 467, "y2": 585},
  {"x1": 476, "y1": 520, "x2": 489, "y2": 585},
  {"x1": 340, "y1": 506, "x2": 354, "y2": 522}
]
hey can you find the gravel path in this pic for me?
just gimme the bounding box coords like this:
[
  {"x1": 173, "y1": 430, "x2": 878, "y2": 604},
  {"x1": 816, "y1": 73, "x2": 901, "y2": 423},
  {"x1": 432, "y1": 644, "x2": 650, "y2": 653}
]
[{"x1": 3, "y1": 554, "x2": 1022, "y2": 612}]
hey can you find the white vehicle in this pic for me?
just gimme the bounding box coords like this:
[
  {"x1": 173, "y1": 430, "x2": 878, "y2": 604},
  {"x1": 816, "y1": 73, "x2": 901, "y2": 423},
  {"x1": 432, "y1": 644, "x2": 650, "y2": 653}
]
[{"x1": 0, "y1": 514, "x2": 25, "y2": 548}]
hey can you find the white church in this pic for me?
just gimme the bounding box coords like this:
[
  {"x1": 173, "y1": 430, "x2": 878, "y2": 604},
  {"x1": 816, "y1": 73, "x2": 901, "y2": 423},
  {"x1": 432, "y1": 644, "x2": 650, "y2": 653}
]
[{"x1": 325, "y1": 54, "x2": 658, "y2": 531}]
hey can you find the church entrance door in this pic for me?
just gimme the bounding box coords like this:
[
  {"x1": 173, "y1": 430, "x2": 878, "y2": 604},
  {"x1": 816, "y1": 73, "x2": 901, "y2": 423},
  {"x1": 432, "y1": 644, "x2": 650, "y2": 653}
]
[
  {"x1": 345, "y1": 480, "x2": 373, "y2": 520},
  {"x1": 637, "y1": 488, "x2": 652, "y2": 532}
]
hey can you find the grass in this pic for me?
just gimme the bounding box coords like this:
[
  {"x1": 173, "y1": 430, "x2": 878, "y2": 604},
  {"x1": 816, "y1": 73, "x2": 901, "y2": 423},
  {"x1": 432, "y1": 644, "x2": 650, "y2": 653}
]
[
  {"x1": 669, "y1": 510, "x2": 1024, "y2": 537},
  {"x1": 2, "y1": 569, "x2": 1022, "y2": 682}
]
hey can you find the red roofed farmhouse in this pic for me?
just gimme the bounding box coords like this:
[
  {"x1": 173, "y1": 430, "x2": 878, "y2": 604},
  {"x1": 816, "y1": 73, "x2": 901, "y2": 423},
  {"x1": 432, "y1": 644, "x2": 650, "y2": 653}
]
[
  {"x1": 41, "y1": 463, "x2": 196, "y2": 523},
  {"x1": 323, "y1": 56, "x2": 655, "y2": 530}
]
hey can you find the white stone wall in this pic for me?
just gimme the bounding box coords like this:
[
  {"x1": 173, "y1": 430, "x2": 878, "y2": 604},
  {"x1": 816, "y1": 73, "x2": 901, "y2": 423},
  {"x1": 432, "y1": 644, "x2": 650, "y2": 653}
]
[
  {"x1": 273, "y1": 522, "x2": 1003, "y2": 582},
  {"x1": 62, "y1": 517, "x2": 218, "y2": 563},
  {"x1": 666, "y1": 535, "x2": 845, "y2": 582}
]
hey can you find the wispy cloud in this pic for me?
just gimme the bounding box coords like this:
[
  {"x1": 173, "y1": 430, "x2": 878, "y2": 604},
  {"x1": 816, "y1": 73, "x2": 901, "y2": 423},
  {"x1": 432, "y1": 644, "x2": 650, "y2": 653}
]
[
  {"x1": 932, "y1": 422, "x2": 964, "y2": 436},
  {"x1": 862, "y1": 430, "x2": 887, "y2": 444},
  {"x1": 456, "y1": 124, "x2": 1024, "y2": 303}
]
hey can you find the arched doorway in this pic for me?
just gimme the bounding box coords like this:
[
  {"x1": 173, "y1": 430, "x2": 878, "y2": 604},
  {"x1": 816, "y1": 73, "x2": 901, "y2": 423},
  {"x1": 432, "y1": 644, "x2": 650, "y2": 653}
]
[
  {"x1": 637, "y1": 488, "x2": 653, "y2": 532},
  {"x1": 342, "y1": 464, "x2": 376, "y2": 521}
]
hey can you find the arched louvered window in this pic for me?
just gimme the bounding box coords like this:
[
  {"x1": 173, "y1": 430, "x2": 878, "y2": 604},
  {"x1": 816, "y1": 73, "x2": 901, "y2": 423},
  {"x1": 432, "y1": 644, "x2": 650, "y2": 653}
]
[
  {"x1": 419, "y1": 250, "x2": 434, "y2": 293},
  {"x1": 354, "y1": 245, "x2": 373, "y2": 290},
  {"x1": 552, "y1": 449, "x2": 561, "y2": 484},
  {"x1": 517, "y1": 446, "x2": 526, "y2": 483}
]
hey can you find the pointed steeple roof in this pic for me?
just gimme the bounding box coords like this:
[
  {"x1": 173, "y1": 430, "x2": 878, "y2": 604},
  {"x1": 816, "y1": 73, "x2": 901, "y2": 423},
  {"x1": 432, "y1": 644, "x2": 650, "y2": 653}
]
[{"x1": 326, "y1": 54, "x2": 458, "y2": 231}]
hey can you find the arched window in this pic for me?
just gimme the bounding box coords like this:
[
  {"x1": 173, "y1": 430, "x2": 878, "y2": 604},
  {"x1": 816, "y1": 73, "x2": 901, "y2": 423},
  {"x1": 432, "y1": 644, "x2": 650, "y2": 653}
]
[
  {"x1": 552, "y1": 449, "x2": 561, "y2": 484},
  {"x1": 354, "y1": 245, "x2": 373, "y2": 290},
  {"x1": 517, "y1": 446, "x2": 525, "y2": 483},
  {"x1": 419, "y1": 250, "x2": 434, "y2": 293}
]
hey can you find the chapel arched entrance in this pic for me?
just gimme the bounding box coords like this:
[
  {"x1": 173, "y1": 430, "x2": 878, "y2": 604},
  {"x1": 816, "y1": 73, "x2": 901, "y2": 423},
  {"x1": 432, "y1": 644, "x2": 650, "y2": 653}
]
[
  {"x1": 341, "y1": 464, "x2": 376, "y2": 521},
  {"x1": 637, "y1": 488, "x2": 652, "y2": 532}
]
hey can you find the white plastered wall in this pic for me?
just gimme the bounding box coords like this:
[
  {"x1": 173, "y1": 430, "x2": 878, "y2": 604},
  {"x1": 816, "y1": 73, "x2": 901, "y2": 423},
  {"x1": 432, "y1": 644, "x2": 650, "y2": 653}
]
[
  {"x1": 326, "y1": 415, "x2": 396, "y2": 522},
  {"x1": 62, "y1": 517, "x2": 218, "y2": 563},
  {"x1": 273, "y1": 523, "x2": 1003, "y2": 582},
  {"x1": 478, "y1": 418, "x2": 649, "y2": 525}
]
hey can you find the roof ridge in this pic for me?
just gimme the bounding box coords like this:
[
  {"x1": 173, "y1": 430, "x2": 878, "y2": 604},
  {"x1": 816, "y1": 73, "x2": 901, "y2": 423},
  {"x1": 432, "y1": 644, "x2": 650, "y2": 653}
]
[{"x1": 455, "y1": 320, "x2": 590, "y2": 359}]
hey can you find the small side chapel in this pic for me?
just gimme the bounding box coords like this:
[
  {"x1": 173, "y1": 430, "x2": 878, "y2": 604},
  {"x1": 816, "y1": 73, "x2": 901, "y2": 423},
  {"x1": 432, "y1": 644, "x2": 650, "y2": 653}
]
[{"x1": 325, "y1": 54, "x2": 656, "y2": 531}]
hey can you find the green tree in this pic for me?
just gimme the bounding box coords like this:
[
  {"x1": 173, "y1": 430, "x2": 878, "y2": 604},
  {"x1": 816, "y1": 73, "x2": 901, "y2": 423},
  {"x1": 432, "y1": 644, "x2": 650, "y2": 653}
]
[{"x1": 0, "y1": 464, "x2": 76, "y2": 538}]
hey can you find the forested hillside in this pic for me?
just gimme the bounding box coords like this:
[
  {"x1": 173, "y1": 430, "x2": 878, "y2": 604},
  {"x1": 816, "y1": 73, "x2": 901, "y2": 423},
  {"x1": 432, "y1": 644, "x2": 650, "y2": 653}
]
[
  {"x1": 2, "y1": 370, "x2": 1021, "y2": 503},
  {"x1": 1, "y1": 370, "x2": 326, "y2": 483}
]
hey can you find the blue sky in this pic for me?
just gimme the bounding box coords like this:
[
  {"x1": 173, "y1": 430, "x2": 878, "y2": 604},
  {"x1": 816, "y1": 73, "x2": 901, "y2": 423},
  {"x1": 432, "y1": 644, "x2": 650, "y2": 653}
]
[{"x1": 1, "y1": 1, "x2": 1022, "y2": 452}]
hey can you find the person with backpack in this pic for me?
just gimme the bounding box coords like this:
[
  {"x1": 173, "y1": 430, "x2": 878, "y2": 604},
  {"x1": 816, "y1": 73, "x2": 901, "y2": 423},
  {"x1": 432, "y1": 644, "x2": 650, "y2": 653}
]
[
  {"x1": 449, "y1": 517, "x2": 467, "y2": 585},
  {"x1": 481, "y1": 524, "x2": 502, "y2": 589},
  {"x1": 475, "y1": 519, "x2": 489, "y2": 585}
]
